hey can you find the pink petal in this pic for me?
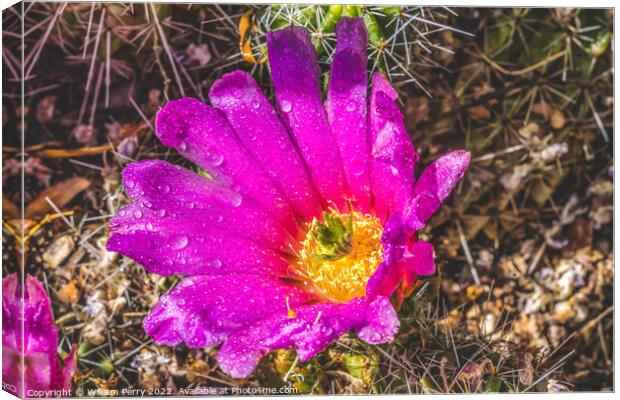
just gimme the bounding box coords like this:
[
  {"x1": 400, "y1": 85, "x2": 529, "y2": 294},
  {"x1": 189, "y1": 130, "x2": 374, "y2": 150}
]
[
  {"x1": 23, "y1": 276, "x2": 58, "y2": 368},
  {"x1": 2, "y1": 275, "x2": 74, "y2": 394},
  {"x1": 405, "y1": 241, "x2": 436, "y2": 276},
  {"x1": 261, "y1": 296, "x2": 399, "y2": 362},
  {"x1": 209, "y1": 70, "x2": 322, "y2": 221},
  {"x1": 155, "y1": 97, "x2": 296, "y2": 231},
  {"x1": 267, "y1": 26, "x2": 349, "y2": 210},
  {"x1": 107, "y1": 161, "x2": 294, "y2": 277},
  {"x1": 404, "y1": 150, "x2": 471, "y2": 229},
  {"x1": 107, "y1": 228, "x2": 290, "y2": 277},
  {"x1": 217, "y1": 295, "x2": 399, "y2": 378},
  {"x1": 143, "y1": 275, "x2": 313, "y2": 349},
  {"x1": 216, "y1": 314, "x2": 284, "y2": 379},
  {"x1": 58, "y1": 347, "x2": 77, "y2": 390},
  {"x1": 368, "y1": 223, "x2": 437, "y2": 298},
  {"x1": 368, "y1": 72, "x2": 419, "y2": 221},
  {"x1": 111, "y1": 160, "x2": 294, "y2": 250},
  {"x1": 326, "y1": 17, "x2": 372, "y2": 212}
]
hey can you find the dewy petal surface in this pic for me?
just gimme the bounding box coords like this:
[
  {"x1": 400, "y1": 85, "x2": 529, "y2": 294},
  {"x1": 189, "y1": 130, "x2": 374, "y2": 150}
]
[
  {"x1": 110, "y1": 160, "x2": 293, "y2": 250},
  {"x1": 326, "y1": 17, "x2": 371, "y2": 212},
  {"x1": 216, "y1": 313, "x2": 287, "y2": 379},
  {"x1": 404, "y1": 150, "x2": 471, "y2": 230},
  {"x1": 107, "y1": 160, "x2": 293, "y2": 277},
  {"x1": 367, "y1": 152, "x2": 469, "y2": 298},
  {"x1": 368, "y1": 72, "x2": 419, "y2": 221},
  {"x1": 108, "y1": 227, "x2": 289, "y2": 277},
  {"x1": 2, "y1": 274, "x2": 20, "y2": 352},
  {"x1": 411, "y1": 149, "x2": 471, "y2": 202},
  {"x1": 367, "y1": 240, "x2": 436, "y2": 298},
  {"x1": 404, "y1": 241, "x2": 436, "y2": 276},
  {"x1": 209, "y1": 70, "x2": 322, "y2": 221},
  {"x1": 267, "y1": 26, "x2": 349, "y2": 210},
  {"x1": 143, "y1": 274, "x2": 314, "y2": 348},
  {"x1": 2, "y1": 275, "x2": 74, "y2": 395},
  {"x1": 155, "y1": 97, "x2": 296, "y2": 231},
  {"x1": 262, "y1": 295, "x2": 399, "y2": 361},
  {"x1": 57, "y1": 348, "x2": 77, "y2": 392},
  {"x1": 218, "y1": 295, "x2": 399, "y2": 378},
  {"x1": 22, "y1": 276, "x2": 59, "y2": 391},
  {"x1": 2, "y1": 274, "x2": 22, "y2": 396}
]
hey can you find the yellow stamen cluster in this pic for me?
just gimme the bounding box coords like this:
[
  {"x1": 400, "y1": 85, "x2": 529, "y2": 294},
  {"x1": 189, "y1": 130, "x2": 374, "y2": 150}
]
[{"x1": 294, "y1": 211, "x2": 384, "y2": 303}]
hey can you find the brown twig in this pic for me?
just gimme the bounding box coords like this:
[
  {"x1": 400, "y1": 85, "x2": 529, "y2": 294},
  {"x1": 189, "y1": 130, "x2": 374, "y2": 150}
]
[{"x1": 479, "y1": 50, "x2": 567, "y2": 77}]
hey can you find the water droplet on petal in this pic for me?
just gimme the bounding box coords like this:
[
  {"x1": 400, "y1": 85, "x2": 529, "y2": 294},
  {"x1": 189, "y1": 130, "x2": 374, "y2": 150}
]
[
  {"x1": 146, "y1": 222, "x2": 154, "y2": 231},
  {"x1": 280, "y1": 100, "x2": 292, "y2": 113},
  {"x1": 125, "y1": 179, "x2": 136, "y2": 189},
  {"x1": 206, "y1": 152, "x2": 224, "y2": 167},
  {"x1": 251, "y1": 101, "x2": 261, "y2": 110},
  {"x1": 156, "y1": 209, "x2": 166, "y2": 217},
  {"x1": 133, "y1": 210, "x2": 143, "y2": 218},
  {"x1": 350, "y1": 157, "x2": 366, "y2": 176},
  {"x1": 171, "y1": 236, "x2": 189, "y2": 250},
  {"x1": 160, "y1": 184, "x2": 170, "y2": 194},
  {"x1": 179, "y1": 141, "x2": 188, "y2": 151},
  {"x1": 346, "y1": 102, "x2": 357, "y2": 112},
  {"x1": 219, "y1": 191, "x2": 242, "y2": 207}
]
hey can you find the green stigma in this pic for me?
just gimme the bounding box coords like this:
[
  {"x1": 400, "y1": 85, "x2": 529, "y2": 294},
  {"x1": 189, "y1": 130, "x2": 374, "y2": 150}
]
[{"x1": 309, "y1": 211, "x2": 354, "y2": 261}]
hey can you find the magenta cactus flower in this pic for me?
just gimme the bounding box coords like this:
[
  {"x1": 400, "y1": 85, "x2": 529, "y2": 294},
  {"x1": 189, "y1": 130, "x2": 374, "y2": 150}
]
[
  {"x1": 2, "y1": 274, "x2": 76, "y2": 397},
  {"x1": 108, "y1": 17, "x2": 469, "y2": 378}
]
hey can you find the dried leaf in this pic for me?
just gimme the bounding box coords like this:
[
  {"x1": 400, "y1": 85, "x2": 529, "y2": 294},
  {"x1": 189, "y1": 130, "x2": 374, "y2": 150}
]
[
  {"x1": 531, "y1": 169, "x2": 565, "y2": 207},
  {"x1": 118, "y1": 122, "x2": 149, "y2": 139},
  {"x1": 42, "y1": 235, "x2": 75, "y2": 269},
  {"x1": 587, "y1": 180, "x2": 613, "y2": 198},
  {"x1": 498, "y1": 213, "x2": 522, "y2": 232},
  {"x1": 436, "y1": 309, "x2": 461, "y2": 331},
  {"x1": 500, "y1": 164, "x2": 531, "y2": 191},
  {"x1": 468, "y1": 105, "x2": 491, "y2": 120},
  {"x1": 518, "y1": 122, "x2": 540, "y2": 138},
  {"x1": 25, "y1": 177, "x2": 90, "y2": 218},
  {"x1": 2, "y1": 193, "x2": 19, "y2": 219},
  {"x1": 466, "y1": 285, "x2": 485, "y2": 301},
  {"x1": 550, "y1": 109, "x2": 565, "y2": 129},
  {"x1": 532, "y1": 102, "x2": 552, "y2": 119},
  {"x1": 186, "y1": 359, "x2": 210, "y2": 383},
  {"x1": 461, "y1": 215, "x2": 491, "y2": 239},
  {"x1": 518, "y1": 353, "x2": 534, "y2": 385},
  {"x1": 547, "y1": 380, "x2": 570, "y2": 392},
  {"x1": 239, "y1": 10, "x2": 266, "y2": 64},
  {"x1": 34, "y1": 144, "x2": 112, "y2": 158},
  {"x1": 58, "y1": 280, "x2": 79, "y2": 304},
  {"x1": 482, "y1": 222, "x2": 498, "y2": 241}
]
